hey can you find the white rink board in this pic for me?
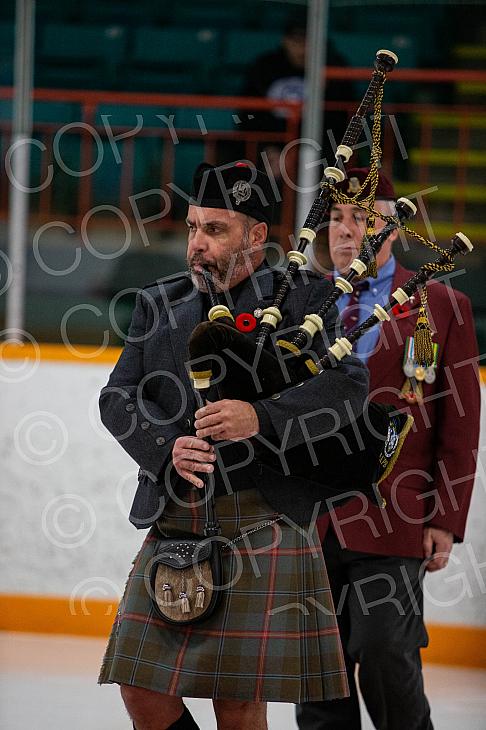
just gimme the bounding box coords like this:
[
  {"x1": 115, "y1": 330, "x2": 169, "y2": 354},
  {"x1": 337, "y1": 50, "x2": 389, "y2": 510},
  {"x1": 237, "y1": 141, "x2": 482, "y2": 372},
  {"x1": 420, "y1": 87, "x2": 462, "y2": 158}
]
[{"x1": 0, "y1": 359, "x2": 485, "y2": 627}]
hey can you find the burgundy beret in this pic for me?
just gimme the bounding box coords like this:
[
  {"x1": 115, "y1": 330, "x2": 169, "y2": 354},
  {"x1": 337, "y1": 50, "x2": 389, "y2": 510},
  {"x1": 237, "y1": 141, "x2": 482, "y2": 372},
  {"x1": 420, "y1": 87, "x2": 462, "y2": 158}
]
[{"x1": 334, "y1": 167, "x2": 396, "y2": 201}]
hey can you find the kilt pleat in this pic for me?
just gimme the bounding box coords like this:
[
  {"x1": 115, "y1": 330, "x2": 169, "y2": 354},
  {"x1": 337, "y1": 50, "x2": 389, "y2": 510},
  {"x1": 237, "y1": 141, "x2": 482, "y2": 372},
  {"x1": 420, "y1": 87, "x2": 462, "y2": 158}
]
[
  {"x1": 306, "y1": 534, "x2": 332, "y2": 699},
  {"x1": 98, "y1": 488, "x2": 349, "y2": 703}
]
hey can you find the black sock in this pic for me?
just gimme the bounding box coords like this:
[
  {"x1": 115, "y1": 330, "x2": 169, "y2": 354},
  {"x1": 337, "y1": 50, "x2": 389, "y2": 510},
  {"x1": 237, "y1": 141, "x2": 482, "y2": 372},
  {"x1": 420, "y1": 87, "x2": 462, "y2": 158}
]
[
  {"x1": 171, "y1": 706, "x2": 200, "y2": 729},
  {"x1": 133, "y1": 704, "x2": 200, "y2": 730}
]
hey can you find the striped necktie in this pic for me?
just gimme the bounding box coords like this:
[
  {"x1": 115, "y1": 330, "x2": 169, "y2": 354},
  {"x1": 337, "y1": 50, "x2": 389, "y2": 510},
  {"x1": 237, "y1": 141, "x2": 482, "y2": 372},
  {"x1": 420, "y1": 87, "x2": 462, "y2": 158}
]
[{"x1": 340, "y1": 279, "x2": 370, "y2": 334}]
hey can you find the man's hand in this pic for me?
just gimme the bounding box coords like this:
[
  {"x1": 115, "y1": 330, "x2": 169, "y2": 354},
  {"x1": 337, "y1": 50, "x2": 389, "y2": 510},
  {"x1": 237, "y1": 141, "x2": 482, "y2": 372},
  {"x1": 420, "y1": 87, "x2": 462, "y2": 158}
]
[
  {"x1": 172, "y1": 436, "x2": 216, "y2": 489},
  {"x1": 423, "y1": 526, "x2": 454, "y2": 572},
  {"x1": 194, "y1": 399, "x2": 259, "y2": 441}
]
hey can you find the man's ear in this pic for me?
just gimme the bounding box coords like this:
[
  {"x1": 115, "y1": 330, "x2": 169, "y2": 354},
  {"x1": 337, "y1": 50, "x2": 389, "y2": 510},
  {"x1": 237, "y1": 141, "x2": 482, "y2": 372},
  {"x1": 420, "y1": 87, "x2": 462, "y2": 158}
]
[{"x1": 250, "y1": 222, "x2": 268, "y2": 247}]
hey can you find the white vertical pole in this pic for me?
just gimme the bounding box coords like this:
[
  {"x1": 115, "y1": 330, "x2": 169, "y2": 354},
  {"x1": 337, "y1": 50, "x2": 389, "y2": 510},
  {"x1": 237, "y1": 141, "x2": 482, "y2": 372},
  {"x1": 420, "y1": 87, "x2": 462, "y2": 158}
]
[
  {"x1": 5, "y1": 0, "x2": 36, "y2": 338},
  {"x1": 295, "y1": 0, "x2": 328, "y2": 231}
]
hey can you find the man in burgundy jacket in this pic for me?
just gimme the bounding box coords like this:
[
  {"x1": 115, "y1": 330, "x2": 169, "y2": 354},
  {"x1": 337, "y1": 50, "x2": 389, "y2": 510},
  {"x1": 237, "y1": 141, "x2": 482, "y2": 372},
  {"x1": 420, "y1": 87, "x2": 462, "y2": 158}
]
[{"x1": 297, "y1": 168, "x2": 480, "y2": 730}]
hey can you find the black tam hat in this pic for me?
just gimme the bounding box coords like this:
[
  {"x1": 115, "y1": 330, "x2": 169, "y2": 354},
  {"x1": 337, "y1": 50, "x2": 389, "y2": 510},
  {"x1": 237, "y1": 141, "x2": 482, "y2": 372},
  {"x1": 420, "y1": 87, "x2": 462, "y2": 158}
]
[{"x1": 190, "y1": 161, "x2": 275, "y2": 226}]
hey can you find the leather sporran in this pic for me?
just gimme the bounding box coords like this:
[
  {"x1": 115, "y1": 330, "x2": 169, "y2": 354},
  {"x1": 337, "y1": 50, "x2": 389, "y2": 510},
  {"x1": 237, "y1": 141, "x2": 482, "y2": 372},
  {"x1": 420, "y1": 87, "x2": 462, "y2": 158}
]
[
  {"x1": 149, "y1": 533, "x2": 222, "y2": 625},
  {"x1": 149, "y1": 362, "x2": 225, "y2": 625}
]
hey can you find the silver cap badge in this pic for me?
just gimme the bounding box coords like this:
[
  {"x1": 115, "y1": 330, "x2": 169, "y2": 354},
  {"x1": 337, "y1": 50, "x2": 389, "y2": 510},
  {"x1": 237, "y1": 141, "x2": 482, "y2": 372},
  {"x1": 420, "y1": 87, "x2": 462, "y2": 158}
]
[
  {"x1": 348, "y1": 176, "x2": 361, "y2": 194},
  {"x1": 232, "y1": 179, "x2": 252, "y2": 205}
]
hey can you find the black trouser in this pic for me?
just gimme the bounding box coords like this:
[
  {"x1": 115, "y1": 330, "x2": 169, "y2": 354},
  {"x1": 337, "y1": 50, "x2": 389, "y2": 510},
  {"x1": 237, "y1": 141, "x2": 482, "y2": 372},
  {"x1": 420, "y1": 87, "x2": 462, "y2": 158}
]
[{"x1": 296, "y1": 530, "x2": 433, "y2": 730}]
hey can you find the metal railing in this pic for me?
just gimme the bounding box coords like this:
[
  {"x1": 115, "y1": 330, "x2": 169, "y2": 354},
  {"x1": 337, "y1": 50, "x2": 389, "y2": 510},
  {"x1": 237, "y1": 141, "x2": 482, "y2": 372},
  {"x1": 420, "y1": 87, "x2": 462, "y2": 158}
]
[
  {"x1": 0, "y1": 66, "x2": 485, "y2": 245},
  {"x1": 0, "y1": 88, "x2": 301, "y2": 243}
]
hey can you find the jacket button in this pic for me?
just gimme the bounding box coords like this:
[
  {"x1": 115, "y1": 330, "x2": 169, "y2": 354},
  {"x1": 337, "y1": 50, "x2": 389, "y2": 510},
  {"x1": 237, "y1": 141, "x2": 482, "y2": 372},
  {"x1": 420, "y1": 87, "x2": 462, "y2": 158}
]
[
  {"x1": 156, "y1": 436, "x2": 166, "y2": 445},
  {"x1": 125, "y1": 403, "x2": 135, "y2": 412},
  {"x1": 186, "y1": 418, "x2": 192, "y2": 431},
  {"x1": 270, "y1": 393, "x2": 280, "y2": 400},
  {"x1": 140, "y1": 421, "x2": 150, "y2": 430}
]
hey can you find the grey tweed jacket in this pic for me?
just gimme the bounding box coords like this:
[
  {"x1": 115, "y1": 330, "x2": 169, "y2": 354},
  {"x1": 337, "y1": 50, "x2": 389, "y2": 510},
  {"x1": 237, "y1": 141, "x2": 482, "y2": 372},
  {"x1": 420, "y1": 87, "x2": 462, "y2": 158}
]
[{"x1": 99, "y1": 263, "x2": 369, "y2": 528}]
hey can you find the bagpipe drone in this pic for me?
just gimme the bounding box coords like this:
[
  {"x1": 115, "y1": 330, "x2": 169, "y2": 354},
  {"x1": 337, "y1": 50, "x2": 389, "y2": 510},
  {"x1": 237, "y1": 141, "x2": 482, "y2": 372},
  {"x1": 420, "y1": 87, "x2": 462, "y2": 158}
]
[{"x1": 187, "y1": 50, "x2": 473, "y2": 511}]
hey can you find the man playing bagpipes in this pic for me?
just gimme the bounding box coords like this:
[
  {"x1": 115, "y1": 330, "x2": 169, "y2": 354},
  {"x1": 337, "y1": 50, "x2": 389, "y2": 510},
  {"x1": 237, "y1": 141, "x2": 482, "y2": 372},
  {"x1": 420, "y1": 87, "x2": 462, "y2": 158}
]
[
  {"x1": 297, "y1": 168, "x2": 480, "y2": 730},
  {"x1": 97, "y1": 160, "x2": 371, "y2": 729}
]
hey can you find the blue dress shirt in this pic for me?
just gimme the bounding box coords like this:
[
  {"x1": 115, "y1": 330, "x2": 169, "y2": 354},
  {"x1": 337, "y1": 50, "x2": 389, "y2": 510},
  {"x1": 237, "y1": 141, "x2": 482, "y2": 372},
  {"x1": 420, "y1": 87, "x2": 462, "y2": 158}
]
[{"x1": 334, "y1": 255, "x2": 396, "y2": 364}]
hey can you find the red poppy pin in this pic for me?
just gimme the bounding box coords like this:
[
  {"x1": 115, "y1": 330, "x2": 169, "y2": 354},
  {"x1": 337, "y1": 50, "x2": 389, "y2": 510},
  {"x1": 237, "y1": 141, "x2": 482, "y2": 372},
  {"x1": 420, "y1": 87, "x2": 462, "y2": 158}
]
[
  {"x1": 391, "y1": 302, "x2": 412, "y2": 319},
  {"x1": 235, "y1": 312, "x2": 257, "y2": 332}
]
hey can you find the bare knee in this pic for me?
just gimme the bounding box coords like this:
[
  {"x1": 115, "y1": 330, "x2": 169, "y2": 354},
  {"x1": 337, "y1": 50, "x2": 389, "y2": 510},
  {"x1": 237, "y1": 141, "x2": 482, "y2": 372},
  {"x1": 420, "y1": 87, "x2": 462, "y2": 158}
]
[
  {"x1": 213, "y1": 699, "x2": 267, "y2": 730},
  {"x1": 120, "y1": 684, "x2": 184, "y2": 729},
  {"x1": 120, "y1": 683, "x2": 158, "y2": 709}
]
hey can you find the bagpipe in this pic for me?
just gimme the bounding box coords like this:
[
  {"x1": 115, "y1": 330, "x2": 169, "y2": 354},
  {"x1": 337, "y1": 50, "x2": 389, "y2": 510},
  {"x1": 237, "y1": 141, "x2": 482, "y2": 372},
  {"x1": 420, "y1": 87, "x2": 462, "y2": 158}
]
[{"x1": 187, "y1": 50, "x2": 473, "y2": 511}]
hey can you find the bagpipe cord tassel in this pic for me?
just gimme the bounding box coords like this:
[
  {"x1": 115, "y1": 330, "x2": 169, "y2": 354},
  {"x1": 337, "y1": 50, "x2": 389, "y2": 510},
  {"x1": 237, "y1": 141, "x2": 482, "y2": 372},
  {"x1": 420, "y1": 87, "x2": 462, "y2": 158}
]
[
  {"x1": 180, "y1": 593, "x2": 191, "y2": 613},
  {"x1": 414, "y1": 286, "x2": 434, "y2": 367},
  {"x1": 180, "y1": 575, "x2": 191, "y2": 614},
  {"x1": 195, "y1": 585, "x2": 205, "y2": 609}
]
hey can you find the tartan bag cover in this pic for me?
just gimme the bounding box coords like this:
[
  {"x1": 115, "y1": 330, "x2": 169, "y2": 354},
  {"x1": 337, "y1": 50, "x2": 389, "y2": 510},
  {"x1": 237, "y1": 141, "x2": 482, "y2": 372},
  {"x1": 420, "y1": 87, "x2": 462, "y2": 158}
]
[{"x1": 98, "y1": 488, "x2": 349, "y2": 703}]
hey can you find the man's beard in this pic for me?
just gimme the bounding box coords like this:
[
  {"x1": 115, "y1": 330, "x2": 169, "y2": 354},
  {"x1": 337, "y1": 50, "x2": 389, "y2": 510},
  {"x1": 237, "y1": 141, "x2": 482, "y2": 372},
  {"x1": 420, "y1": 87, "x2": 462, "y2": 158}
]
[{"x1": 188, "y1": 233, "x2": 253, "y2": 293}]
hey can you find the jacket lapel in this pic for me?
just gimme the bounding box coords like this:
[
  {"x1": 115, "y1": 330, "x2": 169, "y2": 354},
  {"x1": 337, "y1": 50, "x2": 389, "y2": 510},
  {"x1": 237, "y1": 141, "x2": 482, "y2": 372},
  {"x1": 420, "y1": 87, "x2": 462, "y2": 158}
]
[
  {"x1": 167, "y1": 266, "x2": 275, "y2": 413},
  {"x1": 232, "y1": 264, "x2": 275, "y2": 325},
  {"x1": 167, "y1": 275, "x2": 203, "y2": 413}
]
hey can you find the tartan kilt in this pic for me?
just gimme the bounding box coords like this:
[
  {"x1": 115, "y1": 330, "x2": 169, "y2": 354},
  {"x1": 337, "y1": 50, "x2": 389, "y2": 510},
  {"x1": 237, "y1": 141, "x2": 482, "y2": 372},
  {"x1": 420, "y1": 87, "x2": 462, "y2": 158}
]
[{"x1": 98, "y1": 487, "x2": 349, "y2": 703}]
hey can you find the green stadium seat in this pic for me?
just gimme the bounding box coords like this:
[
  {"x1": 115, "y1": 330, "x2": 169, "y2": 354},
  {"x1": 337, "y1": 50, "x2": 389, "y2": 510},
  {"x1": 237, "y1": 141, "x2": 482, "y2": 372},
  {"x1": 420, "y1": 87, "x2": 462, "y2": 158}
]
[
  {"x1": 0, "y1": 60, "x2": 12, "y2": 85},
  {"x1": 50, "y1": 138, "x2": 82, "y2": 215},
  {"x1": 129, "y1": 27, "x2": 221, "y2": 93},
  {"x1": 330, "y1": 32, "x2": 418, "y2": 71},
  {"x1": 160, "y1": 109, "x2": 237, "y2": 196},
  {"x1": 171, "y1": 5, "x2": 248, "y2": 30},
  {"x1": 223, "y1": 30, "x2": 281, "y2": 67},
  {"x1": 338, "y1": 6, "x2": 443, "y2": 66},
  {"x1": 126, "y1": 70, "x2": 200, "y2": 94},
  {"x1": 0, "y1": 3, "x2": 13, "y2": 21},
  {"x1": 40, "y1": 22, "x2": 126, "y2": 62},
  {"x1": 95, "y1": 105, "x2": 168, "y2": 196},
  {"x1": 132, "y1": 27, "x2": 220, "y2": 67},
  {"x1": 0, "y1": 20, "x2": 14, "y2": 56},
  {"x1": 27, "y1": 1, "x2": 77, "y2": 23},
  {"x1": 95, "y1": 104, "x2": 236, "y2": 135},
  {"x1": 38, "y1": 23, "x2": 127, "y2": 89},
  {"x1": 258, "y1": 4, "x2": 299, "y2": 31},
  {"x1": 329, "y1": 31, "x2": 418, "y2": 103},
  {"x1": 89, "y1": 140, "x2": 122, "y2": 206},
  {"x1": 173, "y1": 141, "x2": 205, "y2": 195},
  {"x1": 0, "y1": 100, "x2": 13, "y2": 121},
  {"x1": 0, "y1": 97, "x2": 83, "y2": 214},
  {"x1": 95, "y1": 104, "x2": 169, "y2": 127},
  {"x1": 171, "y1": 108, "x2": 236, "y2": 131},
  {"x1": 33, "y1": 101, "x2": 82, "y2": 123},
  {"x1": 87, "y1": 0, "x2": 167, "y2": 25},
  {"x1": 91, "y1": 104, "x2": 236, "y2": 208},
  {"x1": 0, "y1": 21, "x2": 14, "y2": 84},
  {"x1": 216, "y1": 74, "x2": 246, "y2": 97}
]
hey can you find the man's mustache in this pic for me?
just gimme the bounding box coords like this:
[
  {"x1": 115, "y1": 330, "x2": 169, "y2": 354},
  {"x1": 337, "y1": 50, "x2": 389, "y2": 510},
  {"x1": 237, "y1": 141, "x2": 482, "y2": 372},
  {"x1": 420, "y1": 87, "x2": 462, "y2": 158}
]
[{"x1": 189, "y1": 257, "x2": 218, "y2": 272}]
